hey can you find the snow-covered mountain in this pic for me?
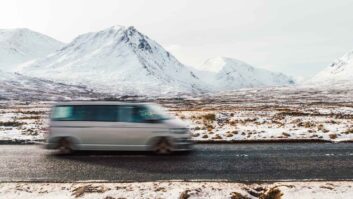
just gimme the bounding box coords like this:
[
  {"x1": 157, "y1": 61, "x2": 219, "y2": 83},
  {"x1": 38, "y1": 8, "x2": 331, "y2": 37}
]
[
  {"x1": 0, "y1": 28, "x2": 64, "y2": 71},
  {"x1": 195, "y1": 57, "x2": 294, "y2": 90},
  {"x1": 19, "y1": 25, "x2": 204, "y2": 96},
  {"x1": 0, "y1": 70, "x2": 99, "y2": 100},
  {"x1": 308, "y1": 50, "x2": 353, "y2": 85}
]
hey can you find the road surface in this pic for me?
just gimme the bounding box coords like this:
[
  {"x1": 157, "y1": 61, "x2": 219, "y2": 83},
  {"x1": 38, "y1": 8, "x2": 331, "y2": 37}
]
[{"x1": 0, "y1": 143, "x2": 352, "y2": 182}]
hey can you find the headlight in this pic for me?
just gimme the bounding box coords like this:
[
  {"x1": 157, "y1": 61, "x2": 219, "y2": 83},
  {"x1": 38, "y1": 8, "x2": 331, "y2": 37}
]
[{"x1": 170, "y1": 128, "x2": 188, "y2": 134}]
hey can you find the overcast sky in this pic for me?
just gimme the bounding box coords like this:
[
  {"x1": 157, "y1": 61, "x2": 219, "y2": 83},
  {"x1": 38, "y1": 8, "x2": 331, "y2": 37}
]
[{"x1": 1, "y1": 0, "x2": 353, "y2": 79}]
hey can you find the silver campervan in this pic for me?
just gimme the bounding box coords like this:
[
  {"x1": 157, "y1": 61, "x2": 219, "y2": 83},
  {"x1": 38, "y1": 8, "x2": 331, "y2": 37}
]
[{"x1": 45, "y1": 102, "x2": 192, "y2": 154}]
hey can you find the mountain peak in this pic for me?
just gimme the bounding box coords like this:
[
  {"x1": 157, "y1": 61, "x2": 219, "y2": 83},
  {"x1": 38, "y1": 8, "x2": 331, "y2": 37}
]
[
  {"x1": 195, "y1": 56, "x2": 294, "y2": 90},
  {"x1": 308, "y1": 49, "x2": 353, "y2": 85},
  {"x1": 66, "y1": 25, "x2": 152, "y2": 53},
  {"x1": 0, "y1": 28, "x2": 60, "y2": 40},
  {"x1": 20, "y1": 25, "x2": 204, "y2": 95},
  {"x1": 104, "y1": 25, "x2": 136, "y2": 31},
  {"x1": 109, "y1": 25, "x2": 126, "y2": 30},
  {"x1": 330, "y1": 50, "x2": 353, "y2": 68},
  {"x1": 200, "y1": 56, "x2": 252, "y2": 73}
]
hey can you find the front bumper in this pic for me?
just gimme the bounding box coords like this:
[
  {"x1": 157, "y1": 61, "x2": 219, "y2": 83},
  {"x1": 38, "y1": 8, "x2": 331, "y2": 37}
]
[{"x1": 173, "y1": 137, "x2": 194, "y2": 151}]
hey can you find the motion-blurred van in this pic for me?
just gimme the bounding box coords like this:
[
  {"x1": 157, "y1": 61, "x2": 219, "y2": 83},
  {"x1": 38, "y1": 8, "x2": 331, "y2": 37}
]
[{"x1": 45, "y1": 102, "x2": 192, "y2": 154}]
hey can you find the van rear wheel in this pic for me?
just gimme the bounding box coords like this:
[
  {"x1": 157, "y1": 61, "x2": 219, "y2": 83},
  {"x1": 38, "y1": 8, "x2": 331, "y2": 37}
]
[
  {"x1": 153, "y1": 138, "x2": 173, "y2": 155},
  {"x1": 57, "y1": 138, "x2": 73, "y2": 155}
]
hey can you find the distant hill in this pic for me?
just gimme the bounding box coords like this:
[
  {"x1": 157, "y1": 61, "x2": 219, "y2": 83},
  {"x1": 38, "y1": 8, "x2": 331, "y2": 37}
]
[{"x1": 0, "y1": 28, "x2": 64, "y2": 71}]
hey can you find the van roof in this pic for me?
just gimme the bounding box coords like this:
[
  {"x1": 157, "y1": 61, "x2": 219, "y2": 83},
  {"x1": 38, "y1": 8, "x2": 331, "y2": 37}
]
[{"x1": 54, "y1": 101, "x2": 152, "y2": 106}]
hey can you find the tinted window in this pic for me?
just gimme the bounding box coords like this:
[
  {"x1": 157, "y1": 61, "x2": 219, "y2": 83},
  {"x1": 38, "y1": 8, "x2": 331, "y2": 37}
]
[
  {"x1": 52, "y1": 105, "x2": 117, "y2": 122},
  {"x1": 52, "y1": 106, "x2": 73, "y2": 120},
  {"x1": 117, "y1": 106, "x2": 145, "y2": 123},
  {"x1": 117, "y1": 106, "x2": 134, "y2": 122}
]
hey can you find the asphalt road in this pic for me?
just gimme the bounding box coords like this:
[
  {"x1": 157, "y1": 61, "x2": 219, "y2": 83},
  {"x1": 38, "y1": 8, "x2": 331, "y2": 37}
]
[{"x1": 0, "y1": 143, "x2": 352, "y2": 182}]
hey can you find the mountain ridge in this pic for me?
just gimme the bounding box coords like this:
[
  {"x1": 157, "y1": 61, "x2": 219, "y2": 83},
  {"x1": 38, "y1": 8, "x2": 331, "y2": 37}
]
[
  {"x1": 0, "y1": 70, "x2": 99, "y2": 100},
  {"x1": 307, "y1": 50, "x2": 353, "y2": 85},
  {"x1": 0, "y1": 28, "x2": 64, "y2": 71},
  {"x1": 19, "y1": 25, "x2": 206, "y2": 96},
  {"x1": 195, "y1": 57, "x2": 294, "y2": 90},
  {"x1": 0, "y1": 25, "x2": 298, "y2": 96}
]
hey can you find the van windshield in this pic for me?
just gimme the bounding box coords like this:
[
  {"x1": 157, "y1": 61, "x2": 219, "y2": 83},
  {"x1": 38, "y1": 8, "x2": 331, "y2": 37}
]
[{"x1": 142, "y1": 104, "x2": 171, "y2": 121}]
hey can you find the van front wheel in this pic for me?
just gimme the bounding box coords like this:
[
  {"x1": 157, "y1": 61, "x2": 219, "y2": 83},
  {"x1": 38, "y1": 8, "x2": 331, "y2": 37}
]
[
  {"x1": 57, "y1": 138, "x2": 73, "y2": 155},
  {"x1": 153, "y1": 138, "x2": 173, "y2": 155}
]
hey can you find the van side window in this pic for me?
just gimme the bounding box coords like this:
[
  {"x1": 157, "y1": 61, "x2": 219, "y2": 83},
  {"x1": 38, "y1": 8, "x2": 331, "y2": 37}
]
[
  {"x1": 117, "y1": 106, "x2": 134, "y2": 122},
  {"x1": 91, "y1": 105, "x2": 117, "y2": 122},
  {"x1": 117, "y1": 106, "x2": 145, "y2": 123},
  {"x1": 52, "y1": 105, "x2": 117, "y2": 122}
]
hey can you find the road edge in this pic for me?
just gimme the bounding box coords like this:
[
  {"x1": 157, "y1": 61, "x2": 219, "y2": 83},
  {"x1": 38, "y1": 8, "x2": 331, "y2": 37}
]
[{"x1": 0, "y1": 138, "x2": 352, "y2": 145}]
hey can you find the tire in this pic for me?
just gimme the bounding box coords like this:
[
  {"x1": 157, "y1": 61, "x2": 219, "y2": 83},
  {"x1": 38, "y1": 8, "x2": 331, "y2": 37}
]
[
  {"x1": 57, "y1": 138, "x2": 73, "y2": 155},
  {"x1": 152, "y1": 138, "x2": 174, "y2": 155}
]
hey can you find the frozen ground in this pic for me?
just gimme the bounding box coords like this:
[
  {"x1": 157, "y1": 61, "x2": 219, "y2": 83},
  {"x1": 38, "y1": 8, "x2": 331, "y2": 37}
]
[
  {"x1": 169, "y1": 87, "x2": 353, "y2": 142},
  {"x1": 0, "y1": 101, "x2": 51, "y2": 142},
  {"x1": 0, "y1": 181, "x2": 352, "y2": 199},
  {"x1": 1, "y1": 87, "x2": 353, "y2": 142}
]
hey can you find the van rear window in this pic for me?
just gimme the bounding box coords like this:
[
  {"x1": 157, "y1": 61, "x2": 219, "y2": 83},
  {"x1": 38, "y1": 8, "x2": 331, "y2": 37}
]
[{"x1": 52, "y1": 106, "x2": 73, "y2": 120}]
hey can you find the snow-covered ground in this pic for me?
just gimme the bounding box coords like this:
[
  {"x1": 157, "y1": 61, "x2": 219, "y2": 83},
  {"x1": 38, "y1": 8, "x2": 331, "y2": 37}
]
[
  {"x1": 0, "y1": 70, "x2": 100, "y2": 101},
  {"x1": 0, "y1": 101, "x2": 51, "y2": 141},
  {"x1": 172, "y1": 86, "x2": 353, "y2": 142},
  {"x1": 1, "y1": 87, "x2": 353, "y2": 142},
  {"x1": 0, "y1": 181, "x2": 352, "y2": 199},
  {"x1": 179, "y1": 108, "x2": 353, "y2": 142}
]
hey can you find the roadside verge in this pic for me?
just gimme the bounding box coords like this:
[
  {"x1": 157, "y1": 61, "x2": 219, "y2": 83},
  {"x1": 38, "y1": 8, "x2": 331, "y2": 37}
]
[{"x1": 1, "y1": 181, "x2": 352, "y2": 199}]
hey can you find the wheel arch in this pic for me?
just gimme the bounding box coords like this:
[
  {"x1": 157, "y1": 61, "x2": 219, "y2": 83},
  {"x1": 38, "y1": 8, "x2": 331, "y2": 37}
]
[
  {"x1": 50, "y1": 136, "x2": 81, "y2": 150},
  {"x1": 146, "y1": 136, "x2": 174, "y2": 150}
]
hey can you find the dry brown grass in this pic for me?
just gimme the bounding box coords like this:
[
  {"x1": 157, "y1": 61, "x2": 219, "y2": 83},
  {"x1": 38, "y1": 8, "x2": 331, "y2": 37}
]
[
  {"x1": 194, "y1": 126, "x2": 201, "y2": 130},
  {"x1": 202, "y1": 113, "x2": 216, "y2": 121},
  {"x1": 329, "y1": 134, "x2": 337, "y2": 139},
  {"x1": 282, "y1": 132, "x2": 290, "y2": 137},
  {"x1": 326, "y1": 120, "x2": 337, "y2": 124},
  {"x1": 259, "y1": 187, "x2": 283, "y2": 199},
  {"x1": 72, "y1": 185, "x2": 109, "y2": 198},
  {"x1": 16, "y1": 110, "x2": 47, "y2": 115},
  {"x1": 0, "y1": 121, "x2": 24, "y2": 127},
  {"x1": 207, "y1": 125, "x2": 214, "y2": 132},
  {"x1": 226, "y1": 133, "x2": 234, "y2": 137},
  {"x1": 212, "y1": 134, "x2": 222, "y2": 139},
  {"x1": 297, "y1": 121, "x2": 316, "y2": 128},
  {"x1": 229, "y1": 120, "x2": 237, "y2": 126},
  {"x1": 343, "y1": 128, "x2": 353, "y2": 134},
  {"x1": 17, "y1": 115, "x2": 41, "y2": 120},
  {"x1": 192, "y1": 133, "x2": 200, "y2": 137},
  {"x1": 230, "y1": 192, "x2": 250, "y2": 199}
]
